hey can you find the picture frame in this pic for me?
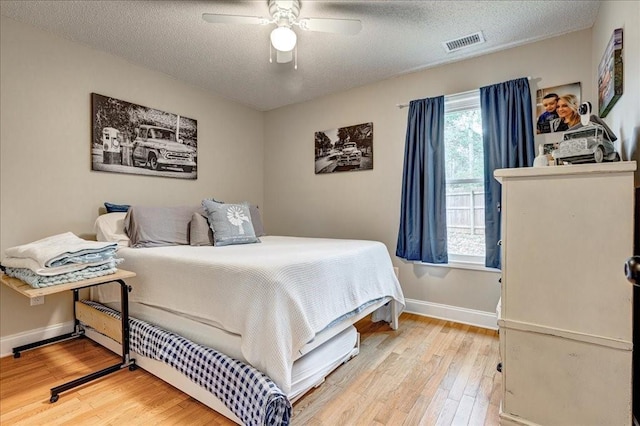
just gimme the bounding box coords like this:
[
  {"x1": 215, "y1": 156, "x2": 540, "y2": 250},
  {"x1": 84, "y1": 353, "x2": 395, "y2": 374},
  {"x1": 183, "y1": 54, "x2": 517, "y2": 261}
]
[
  {"x1": 535, "y1": 82, "x2": 581, "y2": 134},
  {"x1": 91, "y1": 93, "x2": 198, "y2": 179},
  {"x1": 314, "y1": 122, "x2": 373, "y2": 174},
  {"x1": 598, "y1": 28, "x2": 623, "y2": 118}
]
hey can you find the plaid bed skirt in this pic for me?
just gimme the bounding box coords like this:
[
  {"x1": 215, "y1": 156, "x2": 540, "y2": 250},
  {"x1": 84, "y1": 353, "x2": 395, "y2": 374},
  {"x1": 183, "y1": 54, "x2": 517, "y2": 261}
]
[{"x1": 81, "y1": 300, "x2": 291, "y2": 426}]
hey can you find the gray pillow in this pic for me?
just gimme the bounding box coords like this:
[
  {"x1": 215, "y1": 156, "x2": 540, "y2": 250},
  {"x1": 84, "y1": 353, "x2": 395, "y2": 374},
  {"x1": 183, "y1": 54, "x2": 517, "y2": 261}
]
[
  {"x1": 201, "y1": 199, "x2": 260, "y2": 246},
  {"x1": 249, "y1": 204, "x2": 265, "y2": 237},
  {"x1": 189, "y1": 211, "x2": 214, "y2": 246},
  {"x1": 205, "y1": 198, "x2": 265, "y2": 237},
  {"x1": 124, "y1": 205, "x2": 198, "y2": 248}
]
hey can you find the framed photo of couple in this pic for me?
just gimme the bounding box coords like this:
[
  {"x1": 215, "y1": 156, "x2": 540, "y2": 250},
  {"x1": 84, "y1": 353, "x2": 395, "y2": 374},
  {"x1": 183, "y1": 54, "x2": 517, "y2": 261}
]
[{"x1": 535, "y1": 82, "x2": 581, "y2": 135}]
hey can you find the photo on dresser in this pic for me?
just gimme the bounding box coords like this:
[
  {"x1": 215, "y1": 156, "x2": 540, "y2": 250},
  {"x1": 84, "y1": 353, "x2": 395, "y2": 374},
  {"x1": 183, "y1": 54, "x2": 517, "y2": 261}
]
[
  {"x1": 91, "y1": 93, "x2": 198, "y2": 180},
  {"x1": 314, "y1": 122, "x2": 373, "y2": 174},
  {"x1": 535, "y1": 82, "x2": 581, "y2": 134}
]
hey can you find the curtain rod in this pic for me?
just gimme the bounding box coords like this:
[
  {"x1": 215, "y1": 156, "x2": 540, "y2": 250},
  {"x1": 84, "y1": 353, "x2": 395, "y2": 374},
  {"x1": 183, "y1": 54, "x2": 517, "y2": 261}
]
[{"x1": 396, "y1": 76, "x2": 532, "y2": 109}]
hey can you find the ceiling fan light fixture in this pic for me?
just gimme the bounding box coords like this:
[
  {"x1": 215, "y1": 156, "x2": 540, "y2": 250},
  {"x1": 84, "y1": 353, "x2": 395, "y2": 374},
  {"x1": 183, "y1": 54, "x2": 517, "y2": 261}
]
[{"x1": 270, "y1": 26, "x2": 297, "y2": 52}]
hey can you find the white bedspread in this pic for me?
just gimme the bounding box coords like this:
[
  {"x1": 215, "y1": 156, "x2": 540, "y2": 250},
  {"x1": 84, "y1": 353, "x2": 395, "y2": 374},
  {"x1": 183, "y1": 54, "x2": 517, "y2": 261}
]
[{"x1": 94, "y1": 236, "x2": 405, "y2": 394}]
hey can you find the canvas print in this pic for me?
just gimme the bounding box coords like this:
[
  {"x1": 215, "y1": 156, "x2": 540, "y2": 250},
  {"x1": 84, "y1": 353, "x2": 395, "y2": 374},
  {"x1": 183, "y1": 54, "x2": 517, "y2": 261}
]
[
  {"x1": 315, "y1": 122, "x2": 373, "y2": 174},
  {"x1": 598, "y1": 28, "x2": 623, "y2": 118},
  {"x1": 91, "y1": 93, "x2": 198, "y2": 179},
  {"x1": 535, "y1": 82, "x2": 581, "y2": 135}
]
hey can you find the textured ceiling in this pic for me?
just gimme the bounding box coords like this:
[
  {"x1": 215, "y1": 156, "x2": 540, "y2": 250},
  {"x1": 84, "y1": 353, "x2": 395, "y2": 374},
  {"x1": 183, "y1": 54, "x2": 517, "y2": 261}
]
[{"x1": 0, "y1": 1, "x2": 601, "y2": 111}]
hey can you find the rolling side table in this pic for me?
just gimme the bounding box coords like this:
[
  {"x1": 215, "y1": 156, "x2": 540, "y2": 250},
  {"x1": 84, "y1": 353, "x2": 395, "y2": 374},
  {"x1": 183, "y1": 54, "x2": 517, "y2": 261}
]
[{"x1": 0, "y1": 269, "x2": 136, "y2": 403}]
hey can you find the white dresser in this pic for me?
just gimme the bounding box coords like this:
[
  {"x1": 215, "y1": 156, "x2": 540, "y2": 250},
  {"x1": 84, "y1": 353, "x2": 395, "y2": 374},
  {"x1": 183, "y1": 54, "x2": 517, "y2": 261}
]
[{"x1": 494, "y1": 161, "x2": 636, "y2": 426}]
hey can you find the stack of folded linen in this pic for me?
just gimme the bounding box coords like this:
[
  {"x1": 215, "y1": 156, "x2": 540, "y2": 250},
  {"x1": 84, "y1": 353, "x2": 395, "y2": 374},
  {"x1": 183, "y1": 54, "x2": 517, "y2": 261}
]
[{"x1": 1, "y1": 232, "x2": 122, "y2": 288}]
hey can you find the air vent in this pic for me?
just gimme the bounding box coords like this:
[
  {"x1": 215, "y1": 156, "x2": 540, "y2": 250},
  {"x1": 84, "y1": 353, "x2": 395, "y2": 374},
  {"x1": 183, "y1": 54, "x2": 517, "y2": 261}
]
[{"x1": 442, "y1": 31, "x2": 485, "y2": 53}]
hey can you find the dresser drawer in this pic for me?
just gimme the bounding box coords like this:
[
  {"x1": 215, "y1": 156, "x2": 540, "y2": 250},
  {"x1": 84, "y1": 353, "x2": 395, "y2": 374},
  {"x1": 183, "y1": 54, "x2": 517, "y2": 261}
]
[{"x1": 500, "y1": 327, "x2": 632, "y2": 426}]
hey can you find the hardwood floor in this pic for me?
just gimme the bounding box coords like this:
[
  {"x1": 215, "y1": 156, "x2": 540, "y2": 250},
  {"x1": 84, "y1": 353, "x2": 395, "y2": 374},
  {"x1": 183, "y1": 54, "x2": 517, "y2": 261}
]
[{"x1": 0, "y1": 313, "x2": 501, "y2": 425}]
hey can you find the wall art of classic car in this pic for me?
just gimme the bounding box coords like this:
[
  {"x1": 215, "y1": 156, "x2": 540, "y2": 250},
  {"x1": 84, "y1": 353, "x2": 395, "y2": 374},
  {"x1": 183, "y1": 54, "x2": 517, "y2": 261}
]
[{"x1": 91, "y1": 93, "x2": 198, "y2": 179}]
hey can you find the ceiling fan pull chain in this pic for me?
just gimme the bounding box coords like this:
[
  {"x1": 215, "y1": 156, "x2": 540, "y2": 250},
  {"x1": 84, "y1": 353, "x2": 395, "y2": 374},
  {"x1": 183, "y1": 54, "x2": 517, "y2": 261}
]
[
  {"x1": 269, "y1": 41, "x2": 273, "y2": 63},
  {"x1": 294, "y1": 45, "x2": 298, "y2": 70}
]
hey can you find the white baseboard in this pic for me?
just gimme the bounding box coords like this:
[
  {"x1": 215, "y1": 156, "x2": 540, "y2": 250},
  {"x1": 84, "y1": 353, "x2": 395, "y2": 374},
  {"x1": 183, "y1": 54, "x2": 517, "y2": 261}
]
[
  {"x1": 499, "y1": 410, "x2": 542, "y2": 426},
  {"x1": 0, "y1": 321, "x2": 75, "y2": 358},
  {"x1": 404, "y1": 298, "x2": 498, "y2": 330}
]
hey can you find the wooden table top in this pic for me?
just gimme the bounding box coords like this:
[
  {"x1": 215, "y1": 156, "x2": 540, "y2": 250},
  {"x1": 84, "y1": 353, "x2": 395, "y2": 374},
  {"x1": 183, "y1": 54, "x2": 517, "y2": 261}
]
[{"x1": 0, "y1": 269, "x2": 136, "y2": 298}]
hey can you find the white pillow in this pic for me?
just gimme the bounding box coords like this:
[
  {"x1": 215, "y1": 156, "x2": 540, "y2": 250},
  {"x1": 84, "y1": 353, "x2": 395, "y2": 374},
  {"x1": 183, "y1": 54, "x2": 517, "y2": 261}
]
[{"x1": 94, "y1": 212, "x2": 130, "y2": 248}]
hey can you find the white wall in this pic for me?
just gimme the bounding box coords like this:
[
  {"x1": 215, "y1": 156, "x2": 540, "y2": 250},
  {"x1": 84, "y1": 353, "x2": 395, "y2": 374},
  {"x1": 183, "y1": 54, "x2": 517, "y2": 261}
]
[
  {"x1": 263, "y1": 29, "x2": 595, "y2": 317},
  {"x1": 591, "y1": 1, "x2": 640, "y2": 186},
  {"x1": 0, "y1": 17, "x2": 265, "y2": 337},
  {"x1": 2, "y1": 1, "x2": 637, "y2": 340}
]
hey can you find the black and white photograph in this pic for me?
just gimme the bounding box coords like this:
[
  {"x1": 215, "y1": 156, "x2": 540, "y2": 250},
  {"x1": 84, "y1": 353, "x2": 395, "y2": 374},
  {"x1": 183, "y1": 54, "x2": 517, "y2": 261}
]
[
  {"x1": 314, "y1": 122, "x2": 373, "y2": 174},
  {"x1": 91, "y1": 93, "x2": 198, "y2": 179}
]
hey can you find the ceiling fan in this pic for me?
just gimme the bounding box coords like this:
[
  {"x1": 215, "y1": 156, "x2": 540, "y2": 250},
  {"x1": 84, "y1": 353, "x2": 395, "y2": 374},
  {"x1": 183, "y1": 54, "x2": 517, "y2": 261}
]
[{"x1": 202, "y1": 0, "x2": 362, "y2": 67}]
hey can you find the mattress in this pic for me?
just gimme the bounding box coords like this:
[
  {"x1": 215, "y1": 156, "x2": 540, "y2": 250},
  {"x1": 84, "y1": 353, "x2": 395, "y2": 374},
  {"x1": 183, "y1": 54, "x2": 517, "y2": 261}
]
[
  {"x1": 100, "y1": 300, "x2": 359, "y2": 399},
  {"x1": 93, "y1": 235, "x2": 405, "y2": 394}
]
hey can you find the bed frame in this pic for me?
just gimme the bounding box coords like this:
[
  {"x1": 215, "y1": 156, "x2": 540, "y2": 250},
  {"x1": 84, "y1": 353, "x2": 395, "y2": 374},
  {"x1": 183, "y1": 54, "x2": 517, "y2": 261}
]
[{"x1": 82, "y1": 295, "x2": 398, "y2": 424}]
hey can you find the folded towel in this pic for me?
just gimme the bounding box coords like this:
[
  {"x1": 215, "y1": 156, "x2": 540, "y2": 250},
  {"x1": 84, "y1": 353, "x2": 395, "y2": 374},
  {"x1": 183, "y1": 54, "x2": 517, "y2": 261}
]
[
  {"x1": 1, "y1": 256, "x2": 119, "y2": 276},
  {"x1": 3, "y1": 232, "x2": 118, "y2": 270},
  {"x1": 4, "y1": 260, "x2": 122, "y2": 288}
]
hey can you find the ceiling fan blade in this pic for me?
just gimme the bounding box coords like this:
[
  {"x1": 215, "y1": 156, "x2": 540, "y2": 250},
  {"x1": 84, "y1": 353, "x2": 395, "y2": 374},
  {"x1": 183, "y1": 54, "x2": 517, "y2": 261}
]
[
  {"x1": 202, "y1": 13, "x2": 269, "y2": 26},
  {"x1": 298, "y1": 17, "x2": 362, "y2": 35}
]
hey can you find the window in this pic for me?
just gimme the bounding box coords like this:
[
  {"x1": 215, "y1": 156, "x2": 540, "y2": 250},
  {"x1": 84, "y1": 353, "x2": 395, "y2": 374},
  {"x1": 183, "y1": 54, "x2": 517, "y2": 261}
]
[{"x1": 444, "y1": 91, "x2": 485, "y2": 264}]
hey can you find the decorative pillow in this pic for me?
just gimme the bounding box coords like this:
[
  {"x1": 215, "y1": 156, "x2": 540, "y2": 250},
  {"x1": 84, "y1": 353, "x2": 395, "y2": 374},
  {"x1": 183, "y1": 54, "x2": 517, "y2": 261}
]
[
  {"x1": 124, "y1": 205, "x2": 198, "y2": 248},
  {"x1": 201, "y1": 199, "x2": 260, "y2": 246},
  {"x1": 205, "y1": 197, "x2": 225, "y2": 204},
  {"x1": 248, "y1": 204, "x2": 265, "y2": 237},
  {"x1": 205, "y1": 198, "x2": 265, "y2": 237},
  {"x1": 104, "y1": 202, "x2": 130, "y2": 213},
  {"x1": 94, "y1": 212, "x2": 130, "y2": 248},
  {"x1": 189, "y1": 211, "x2": 214, "y2": 246}
]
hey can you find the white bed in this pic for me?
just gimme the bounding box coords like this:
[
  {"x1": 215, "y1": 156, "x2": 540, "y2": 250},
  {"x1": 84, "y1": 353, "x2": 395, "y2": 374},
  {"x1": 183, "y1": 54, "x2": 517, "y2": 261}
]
[{"x1": 87, "y1": 235, "x2": 405, "y2": 423}]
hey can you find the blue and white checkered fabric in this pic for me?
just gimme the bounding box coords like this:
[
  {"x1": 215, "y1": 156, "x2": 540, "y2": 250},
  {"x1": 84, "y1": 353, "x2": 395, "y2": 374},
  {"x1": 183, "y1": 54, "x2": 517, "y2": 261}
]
[{"x1": 81, "y1": 300, "x2": 291, "y2": 426}]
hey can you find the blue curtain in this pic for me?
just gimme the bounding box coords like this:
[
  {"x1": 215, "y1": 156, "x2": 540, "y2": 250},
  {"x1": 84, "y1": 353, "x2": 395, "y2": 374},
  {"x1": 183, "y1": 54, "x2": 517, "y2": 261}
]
[
  {"x1": 396, "y1": 96, "x2": 448, "y2": 263},
  {"x1": 480, "y1": 77, "x2": 535, "y2": 269}
]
